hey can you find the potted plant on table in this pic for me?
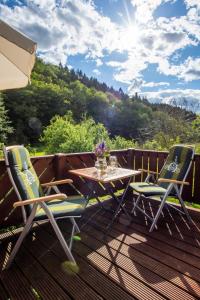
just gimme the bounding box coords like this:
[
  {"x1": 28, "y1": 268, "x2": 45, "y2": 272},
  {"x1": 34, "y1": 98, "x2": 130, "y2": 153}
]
[{"x1": 94, "y1": 141, "x2": 110, "y2": 174}]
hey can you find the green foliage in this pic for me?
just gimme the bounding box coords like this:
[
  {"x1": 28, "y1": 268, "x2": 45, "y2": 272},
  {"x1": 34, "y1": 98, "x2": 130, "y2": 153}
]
[
  {"x1": 41, "y1": 114, "x2": 110, "y2": 154},
  {"x1": 142, "y1": 134, "x2": 181, "y2": 151},
  {"x1": 4, "y1": 79, "x2": 69, "y2": 144},
  {"x1": 41, "y1": 114, "x2": 137, "y2": 154},
  {"x1": 109, "y1": 98, "x2": 153, "y2": 140},
  {"x1": 108, "y1": 136, "x2": 137, "y2": 150},
  {"x1": 2, "y1": 57, "x2": 200, "y2": 152},
  {"x1": 0, "y1": 93, "x2": 13, "y2": 144}
]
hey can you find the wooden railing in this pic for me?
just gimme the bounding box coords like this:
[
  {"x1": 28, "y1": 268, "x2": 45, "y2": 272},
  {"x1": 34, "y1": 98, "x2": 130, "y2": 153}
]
[{"x1": 0, "y1": 148, "x2": 199, "y2": 229}]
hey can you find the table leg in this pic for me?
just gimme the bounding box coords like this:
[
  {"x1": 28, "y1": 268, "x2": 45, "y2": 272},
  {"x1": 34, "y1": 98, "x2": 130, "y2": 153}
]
[
  {"x1": 86, "y1": 181, "x2": 114, "y2": 212},
  {"x1": 104, "y1": 177, "x2": 132, "y2": 235}
]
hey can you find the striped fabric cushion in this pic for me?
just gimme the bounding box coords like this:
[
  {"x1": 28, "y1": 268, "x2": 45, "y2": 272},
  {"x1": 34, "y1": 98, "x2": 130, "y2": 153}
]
[
  {"x1": 130, "y1": 182, "x2": 167, "y2": 196},
  {"x1": 159, "y1": 145, "x2": 194, "y2": 189},
  {"x1": 7, "y1": 146, "x2": 43, "y2": 200},
  {"x1": 130, "y1": 145, "x2": 194, "y2": 197},
  {"x1": 7, "y1": 146, "x2": 87, "y2": 219},
  {"x1": 35, "y1": 195, "x2": 87, "y2": 220}
]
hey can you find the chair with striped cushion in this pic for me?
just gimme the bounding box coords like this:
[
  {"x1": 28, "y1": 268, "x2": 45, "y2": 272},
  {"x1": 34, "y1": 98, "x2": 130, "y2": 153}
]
[
  {"x1": 3, "y1": 145, "x2": 87, "y2": 269},
  {"x1": 130, "y1": 145, "x2": 194, "y2": 232}
]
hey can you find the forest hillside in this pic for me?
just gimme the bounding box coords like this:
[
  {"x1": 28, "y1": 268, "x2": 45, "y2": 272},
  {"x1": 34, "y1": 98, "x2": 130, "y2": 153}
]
[{"x1": 0, "y1": 58, "x2": 198, "y2": 153}]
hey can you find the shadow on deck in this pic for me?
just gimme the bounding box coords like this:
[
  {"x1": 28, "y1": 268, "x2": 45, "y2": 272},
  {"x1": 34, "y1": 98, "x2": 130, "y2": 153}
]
[{"x1": 1, "y1": 198, "x2": 200, "y2": 300}]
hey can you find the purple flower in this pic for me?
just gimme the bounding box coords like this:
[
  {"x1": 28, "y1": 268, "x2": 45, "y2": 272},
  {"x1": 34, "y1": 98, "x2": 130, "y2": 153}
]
[
  {"x1": 100, "y1": 141, "x2": 105, "y2": 150},
  {"x1": 94, "y1": 141, "x2": 108, "y2": 158}
]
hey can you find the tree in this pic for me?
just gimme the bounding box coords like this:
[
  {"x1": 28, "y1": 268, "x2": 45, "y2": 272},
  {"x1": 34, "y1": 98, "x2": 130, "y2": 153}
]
[
  {"x1": 109, "y1": 99, "x2": 153, "y2": 140},
  {"x1": 4, "y1": 80, "x2": 70, "y2": 144},
  {"x1": 0, "y1": 93, "x2": 13, "y2": 143},
  {"x1": 41, "y1": 114, "x2": 136, "y2": 154},
  {"x1": 41, "y1": 114, "x2": 110, "y2": 154}
]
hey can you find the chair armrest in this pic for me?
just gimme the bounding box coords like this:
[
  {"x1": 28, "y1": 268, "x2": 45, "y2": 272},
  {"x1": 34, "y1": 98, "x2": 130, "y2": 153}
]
[
  {"x1": 158, "y1": 178, "x2": 190, "y2": 186},
  {"x1": 138, "y1": 169, "x2": 159, "y2": 175},
  {"x1": 13, "y1": 193, "x2": 67, "y2": 208},
  {"x1": 41, "y1": 179, "x2": 73, "y2": 187}
]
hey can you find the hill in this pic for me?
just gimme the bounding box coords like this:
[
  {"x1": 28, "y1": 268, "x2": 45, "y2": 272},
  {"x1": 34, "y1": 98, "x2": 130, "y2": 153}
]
[{"x1": 0, "y1": 58, "x2": 197, "y2": 149}]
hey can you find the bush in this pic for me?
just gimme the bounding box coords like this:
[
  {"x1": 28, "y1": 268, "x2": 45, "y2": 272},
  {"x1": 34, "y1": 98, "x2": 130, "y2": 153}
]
[
  {"x1": 142, "y1": 133, "x2": 181, "y2": 151},
  {"x1": 41, "y1": 114, "x2": 137, "y2": 154},
  {"x1": 109, "y1": 136, "x2": 137, "y2": 150},
  {"x1": 41, "y1": 114, "x2": 110, "y2": 154}
]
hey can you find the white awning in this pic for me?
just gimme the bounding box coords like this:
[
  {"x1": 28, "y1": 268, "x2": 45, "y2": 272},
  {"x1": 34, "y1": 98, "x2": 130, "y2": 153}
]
[{"x1": 0, "y1": 20, "x2": 37, "y2": 91}]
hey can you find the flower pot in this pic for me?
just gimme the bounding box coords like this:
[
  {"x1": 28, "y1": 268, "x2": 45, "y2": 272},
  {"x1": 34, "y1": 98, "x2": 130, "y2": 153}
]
[{"x1": 96, "y1": 157, "x2": 107, "y2": 174}]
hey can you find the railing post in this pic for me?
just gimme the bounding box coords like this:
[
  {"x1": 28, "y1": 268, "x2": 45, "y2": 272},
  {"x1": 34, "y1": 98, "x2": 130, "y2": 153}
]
[
  {"x1": 54, "y1": 153, "x2": 63, "y2": 180},
  {"x1": 127, "y1": 148, "x2": 135, "y2": 169}
]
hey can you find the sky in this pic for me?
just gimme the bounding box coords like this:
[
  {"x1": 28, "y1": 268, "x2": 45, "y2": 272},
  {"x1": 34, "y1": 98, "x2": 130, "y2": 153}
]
[{"x1": 1, "y1": 0, "x2": 200, "y2": 108}]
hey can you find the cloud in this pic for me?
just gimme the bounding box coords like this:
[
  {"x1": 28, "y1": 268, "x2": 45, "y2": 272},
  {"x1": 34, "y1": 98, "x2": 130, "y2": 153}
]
[
  {"x1": 157, "y1": 57, "x2": 200, "y2": 81},
  {"x1": 128, "y1": 79, "x2": 170, "y2": 95},
  {"x1": 143, "y1": 81, "x2": 170, "y2": 87},
  {"x1": 130, "y1": 0, "x2": 171, "y2": 23},
  {"x1": 162, "y1": 32, "x2": 185, "y2": 43},
  {"x1": 93, "y1": 69, "x2": 101, "y2": 76},
  {"x1": 1, "y1": 0, "x2": 200, "y2": 92},
  {"x1": 105, "y1": 3, "x2": 197, "y2": 85},
  {"x1": 140, "y1": 88, "x2": 200, "y2": 112},
  {"x1": 184, "y1": 0, "x2": 200, "y2": 10},
  {"x1": 96, "y1": 58, "x2": 103, "y2": 66},
  {"x1": 0, "y1": 0, "x2": 120, "y2": 64}
]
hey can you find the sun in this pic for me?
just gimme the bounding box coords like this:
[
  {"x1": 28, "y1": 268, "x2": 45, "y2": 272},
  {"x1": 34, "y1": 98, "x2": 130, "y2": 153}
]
[
  {"x1": 121, "y1": 22, "x2": 141, "y2": 47},
  {"x1": 127, "y1": 23, "x2": 140, "y2": 43},
  {"x1": 120, "y1": 0, "x2": 141, "y2": 46}
]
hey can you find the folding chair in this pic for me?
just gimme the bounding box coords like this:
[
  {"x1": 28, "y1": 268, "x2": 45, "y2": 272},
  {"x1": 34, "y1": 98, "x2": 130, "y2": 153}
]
[
  {"x1": 3, "y1": 145, "x2": 87, "y2": 269},
  {"x1": 130, "y1": 145, "x2": 194, "y2": 232}
]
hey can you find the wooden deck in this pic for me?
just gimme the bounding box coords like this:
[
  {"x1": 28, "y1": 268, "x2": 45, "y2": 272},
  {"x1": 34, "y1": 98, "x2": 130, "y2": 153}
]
[{"x1": 1, "y1": 198, "x2": 200, "y2": 300}]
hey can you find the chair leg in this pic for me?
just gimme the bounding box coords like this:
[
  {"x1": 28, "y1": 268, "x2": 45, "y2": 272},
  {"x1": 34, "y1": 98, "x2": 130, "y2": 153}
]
[
  {"x1": 149, "y1": 196, "x2": 168, "y2": 232},
  {"x1": 40, "y1": 203, "x2": 76, "y2": 263},
  {"x1": 149, "y1": 185, "x2": 175, "y2": 233},
  {"x1": 70, "y1": 217, "x2": 80, "y2": 233},
  {"x1": 6, "y1": 203, "x2": 38, "y2": 269},
  {"x1": 69, "y1": 218, "x2": 80, "y2": 250},
  {"x1": 175, "y1": 185, "x2": 192, "y2": 223},
  {"x1": 131, "y1": 194, "x2": 141, "y2": 214}
]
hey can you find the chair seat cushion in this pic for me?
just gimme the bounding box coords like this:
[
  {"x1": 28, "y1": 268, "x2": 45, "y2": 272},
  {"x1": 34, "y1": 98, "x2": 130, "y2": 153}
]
[
  {"x1": 130, "y1": 182, "x2": 167, "y2": 196},
  {"x1": 35, "y1": 195, "x2": 87, "y2": 220}
]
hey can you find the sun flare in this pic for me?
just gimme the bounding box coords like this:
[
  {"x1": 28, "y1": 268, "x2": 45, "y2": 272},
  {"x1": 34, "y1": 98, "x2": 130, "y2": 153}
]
[
  {"x1": 127, "y1": 23, "x2": 140, "y2": 43},
  {"x1": 121, "y1": 22, "x2": 141, "y2": 46}
]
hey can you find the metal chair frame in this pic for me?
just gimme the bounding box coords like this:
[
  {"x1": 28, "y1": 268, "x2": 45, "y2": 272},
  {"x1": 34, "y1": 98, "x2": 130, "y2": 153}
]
[
  {"x1": 131, "y1": 147, "x2": 194, "y2": 232},
  {"x1": 3, "y1": 145, "x2": 84, "y2": 269}
]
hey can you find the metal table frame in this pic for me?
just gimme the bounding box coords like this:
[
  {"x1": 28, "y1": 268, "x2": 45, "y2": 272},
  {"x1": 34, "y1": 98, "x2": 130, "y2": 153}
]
[{"x1": 69, "y1": 167, "x2": 141, "y2": 234}]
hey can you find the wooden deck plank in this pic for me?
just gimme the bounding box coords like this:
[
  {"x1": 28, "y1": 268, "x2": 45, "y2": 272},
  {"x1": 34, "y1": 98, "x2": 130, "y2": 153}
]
[
  {"x1": 127, "y1": 198, "x2": 200, "y2": 238},
  {"x1": 1, "y1": 199, "x2": 200, "y2": 300},
  {"x1": 34, "y1": 225, "x2": 138, "y2": 300},
  {"x1": 120, "y1": 199, "x2": 200, "y2": 245},
  {"x1": 56, "y1": 218, "x2": 199, "y2": 300},
  {"x1": 80, "y1": 216, "x2": 200, "y2": 298},
  {"x1": 15, "y1": 244, "x2": 71, "y2": 300},
  {"x1": 85, "y1": 205, "x2": 200, "y2": 270},
  {"x1": 76, "y1": 243, "x2": 166, "y2": 300},
  {"x1": 31, "y1": 224, "x2": 139, "y2": 300},
  {"x1": 34, "y1": 221, "x2": 166, "y2": 300},
  {"x1": 124, "y1": 210, "x2": 200, "y2": 264},
  {"x1": 89, "y1": 212, "x2": 200, "y2": 283},
  {"x1": 22, "y1": 228, "x2": 103, "y2": 300},
  {"x1": 94, "y1": 200, "x2": 200, "y2": 247},
  {"x1": 84, "y1": 201, "x2": 200, "y2": 257},
  {"x1": 78, "y1": 228, "x2": 197, "y2": 300},
  {"x1": 0, "y1": 280, "x2": 9, "y2": 300},
  {"x1": 0, "y1": 243, "x2": 36, "y2": 300}
]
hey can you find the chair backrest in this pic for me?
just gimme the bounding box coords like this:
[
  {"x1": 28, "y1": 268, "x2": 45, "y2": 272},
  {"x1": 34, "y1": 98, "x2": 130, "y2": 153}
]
[
  {"x1": 3, "y1": 145, "x2": 44, "y2": 221},
  {"x1": 159, "y1": 145, "x2": 194, "y2": 191}
]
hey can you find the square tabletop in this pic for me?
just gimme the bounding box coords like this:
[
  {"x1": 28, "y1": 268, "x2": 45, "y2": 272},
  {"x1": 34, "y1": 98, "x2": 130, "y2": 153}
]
[{"x1": 69, "y1": 167, "x2": 141, "y2": 183}]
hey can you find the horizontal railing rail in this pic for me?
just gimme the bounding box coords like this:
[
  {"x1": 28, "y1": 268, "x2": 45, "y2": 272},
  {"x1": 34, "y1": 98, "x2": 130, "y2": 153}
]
[{"x1": 0, "y1": 148, "x2": 199, "y2": 228}]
